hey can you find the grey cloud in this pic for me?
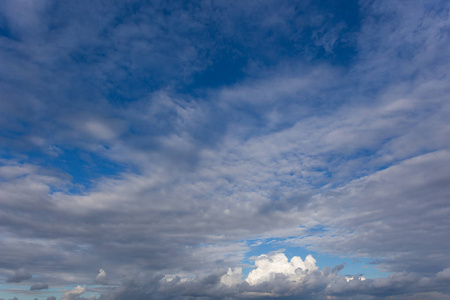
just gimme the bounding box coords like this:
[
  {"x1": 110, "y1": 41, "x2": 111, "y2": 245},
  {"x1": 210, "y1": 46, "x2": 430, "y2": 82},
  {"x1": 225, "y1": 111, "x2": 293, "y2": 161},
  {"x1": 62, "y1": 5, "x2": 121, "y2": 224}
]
[
  {"x1": 296, "y1": 150, "x2": 450, "y2": 274},
  {"x1": 98, "y1": 266, "x2": 450, "y2": 300},
  {"x1": 46, "y1": 297, "x2": 56, "y2": 300},
  {"x1": 436, "y1": 268, "x2": 450, "y2": 281},
  {"x1": 29, "y1": 283, "x2": 49, "y2": 290},
  {"x1": 95, "y1": 269, "x2": 108, "y2": 285},
  {"x1": 0, "y1": 0, "x2": 449, "y2": 299},
  {"x1": 356, "y1": 0, "x2": 450, "y2": 90},
  {"x1": 2, "y1": 65, "x2": 450, "y2": 289},
  {"x1": 6, "y1": 269, "x2": 32, "y2": 283},
  {"x1": 332, "y1": 263, "x2": 345, "y2": 274}
]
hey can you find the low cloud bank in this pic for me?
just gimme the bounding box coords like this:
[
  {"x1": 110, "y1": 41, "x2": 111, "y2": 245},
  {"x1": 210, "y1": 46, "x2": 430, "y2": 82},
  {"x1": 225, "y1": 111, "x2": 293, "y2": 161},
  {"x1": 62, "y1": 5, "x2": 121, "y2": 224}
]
[
  {"x1": 97, "y1": 252, "x2": 450, "y2": 300},
  {"x1": 6, "y1": 253, "x2": 450, "y2": 300}
]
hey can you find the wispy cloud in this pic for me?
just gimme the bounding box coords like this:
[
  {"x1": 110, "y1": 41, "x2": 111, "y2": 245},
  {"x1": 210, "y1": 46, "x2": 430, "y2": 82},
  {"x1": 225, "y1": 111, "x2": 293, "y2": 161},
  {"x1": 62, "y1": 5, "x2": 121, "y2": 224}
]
[{"x1": 1, "y1": 0, "x2": 449, "y2": 299}]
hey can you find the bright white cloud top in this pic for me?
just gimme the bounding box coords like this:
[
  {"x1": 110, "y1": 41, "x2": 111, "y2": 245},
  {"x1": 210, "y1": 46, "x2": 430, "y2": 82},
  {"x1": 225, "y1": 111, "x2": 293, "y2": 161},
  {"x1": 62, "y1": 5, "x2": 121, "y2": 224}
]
[
  {"x1": 0, "y1": 0, "x2": 450, "y2": 299},
  {"x1": 244, "y1": 253, "x2": 318, "y2": 285}
]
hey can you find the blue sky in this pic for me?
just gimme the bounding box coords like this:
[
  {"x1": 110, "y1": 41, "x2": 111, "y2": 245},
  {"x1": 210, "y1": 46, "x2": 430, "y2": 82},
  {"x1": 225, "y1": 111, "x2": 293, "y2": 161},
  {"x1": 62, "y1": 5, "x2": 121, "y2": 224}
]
[{"x1": 1, "y1": 0, "x2": 450, "y2": 299}]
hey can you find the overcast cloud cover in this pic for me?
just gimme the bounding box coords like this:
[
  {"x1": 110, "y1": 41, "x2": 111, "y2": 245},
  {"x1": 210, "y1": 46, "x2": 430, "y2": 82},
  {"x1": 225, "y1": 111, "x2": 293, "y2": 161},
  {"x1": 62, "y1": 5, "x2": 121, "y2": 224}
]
[{"x1": 1, "y1": 0, "x2": 450, "y2": 299}]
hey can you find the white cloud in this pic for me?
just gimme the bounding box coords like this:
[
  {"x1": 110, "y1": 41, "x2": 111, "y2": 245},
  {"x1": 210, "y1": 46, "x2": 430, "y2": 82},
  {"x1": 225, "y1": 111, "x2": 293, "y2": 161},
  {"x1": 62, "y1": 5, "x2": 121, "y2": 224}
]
[
  {"x1": 83, "y1": 121, "x2": 117, "y2": 141},
  {"x1": 220, "y1": 267, "x2": 242, "y2": 286},
  {"x1": 0, "y1": 163, "x2": 36, "y2": 180},
  {"x1": 345, "y1": 275, "x2": 366, "y2": 282},
  {"x1": 245, "y1": 252, "x2": 318, "y2": 285}
]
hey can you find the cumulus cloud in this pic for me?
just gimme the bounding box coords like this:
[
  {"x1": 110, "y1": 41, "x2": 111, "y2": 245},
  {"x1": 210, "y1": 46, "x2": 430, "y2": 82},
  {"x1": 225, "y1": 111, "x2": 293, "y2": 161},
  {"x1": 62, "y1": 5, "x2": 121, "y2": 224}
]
[
  {"x1": 95, "y1": 269, "x2": 108, "y2": 285},
  {"x1": 245, "y1": 252, "x2": 318, "y2": 285},
  {"x1": 6, "y1": 269, "x2": 32, "y2": 283},
  {"x1": 62, "y1": 285, "x2": 86, "y2": 300},
  {"x1": 220, "y1": 267, "x2": 243, "y2": 287},
  {"x1": 344, "y1": 275, "x2": 365, "y2": 282}
]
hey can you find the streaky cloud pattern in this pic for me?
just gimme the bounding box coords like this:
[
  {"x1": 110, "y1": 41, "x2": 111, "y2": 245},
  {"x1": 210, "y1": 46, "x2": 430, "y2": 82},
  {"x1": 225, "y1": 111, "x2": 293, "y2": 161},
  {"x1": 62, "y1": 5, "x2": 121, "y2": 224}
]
[{"x1": 0, "y1": 0, "x2": 450, "y2": 299}]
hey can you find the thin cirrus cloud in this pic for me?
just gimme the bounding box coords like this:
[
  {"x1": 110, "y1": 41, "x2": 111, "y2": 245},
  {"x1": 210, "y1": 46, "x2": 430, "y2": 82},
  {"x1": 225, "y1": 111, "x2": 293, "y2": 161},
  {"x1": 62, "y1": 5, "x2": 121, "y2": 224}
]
[{"x1": 0, "y1": 0, "x2": 450, "y2": 299}]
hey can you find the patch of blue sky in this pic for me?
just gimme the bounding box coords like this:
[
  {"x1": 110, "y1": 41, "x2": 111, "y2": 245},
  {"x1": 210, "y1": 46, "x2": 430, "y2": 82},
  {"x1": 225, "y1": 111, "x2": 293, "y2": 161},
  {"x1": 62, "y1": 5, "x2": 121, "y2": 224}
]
[
  {"x1": 185, "y1": 49, "x2": 249, "y2": 90},
  {"x1": 0, "y1": 283, "x2": 53, "y2": 300},
  {"x1": 25, "y1": 147, "x2": 125, "y2": 194},
  {"x1": 309, "y1": 145, "x2": 404, "y2": 189},
  {"x1": 0, "y1": 284, "x2": 111, "y2": 300},
  {"x1": 180, "y1": 1, "x2": 361, "y2": 94},
  {"x1": 242, "y1": 237, "x2": 389, "y2": 279},
  {"x1": 290, "y1": 0, "x2": 360, "y2": 65},
  {"x1": 0, "y1": 16, "x2": 19, "y2": 42}
]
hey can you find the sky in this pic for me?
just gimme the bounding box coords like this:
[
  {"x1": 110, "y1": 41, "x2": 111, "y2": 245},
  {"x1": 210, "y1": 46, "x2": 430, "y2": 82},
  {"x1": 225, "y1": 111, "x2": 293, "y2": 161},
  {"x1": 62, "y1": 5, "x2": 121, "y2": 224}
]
[{"x1": 0, "y1": 0, "x2": 450, "y2": 299}]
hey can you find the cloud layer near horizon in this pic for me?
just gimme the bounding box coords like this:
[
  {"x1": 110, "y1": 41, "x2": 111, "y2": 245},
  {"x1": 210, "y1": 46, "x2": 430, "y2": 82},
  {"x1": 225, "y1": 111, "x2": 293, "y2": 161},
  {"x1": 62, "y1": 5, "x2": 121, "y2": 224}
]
[{"x1": 1, "y1": 0, "x2": 450, "y2": 299}]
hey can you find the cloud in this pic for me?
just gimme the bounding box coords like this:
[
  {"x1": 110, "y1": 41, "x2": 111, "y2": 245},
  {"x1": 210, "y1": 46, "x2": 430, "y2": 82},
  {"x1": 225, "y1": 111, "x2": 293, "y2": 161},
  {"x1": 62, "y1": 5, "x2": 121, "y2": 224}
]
[
  {"x1": 103, "y1": 252, "x2": 338, "y2": 299},
  {"x1": 62, "y1": 285, "x2": 86, "y2": 300},
  {"x1": 0, "y1": 0, "x2": 449, "y2": 299},
  {"x1": 219, "y1": 267, "x2": 243, "y2": 287},
  {"x1": 29, "y1": 283, "x2": 49, "y2": 290},
  {"x1": 293, "y1": 150, "x2": 450, "y2": 274},
  {"x1": 95, "y1": 269, "x2": 108, "y2": 285},
  {"x1": 436, "y1": 268, "x2": 450, "y2": 281},
  {"x1": 6, "y1": 269, "x2": 32, "y2": 283},
  {"x1": 245, "y1": 252, "x2": 318, "y2": 285},
  {"x1": 97, "y1": 251, "x2": 450, "y2": 300}
]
